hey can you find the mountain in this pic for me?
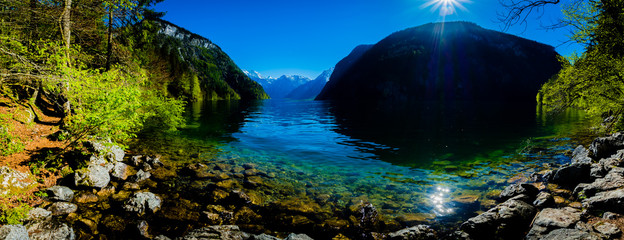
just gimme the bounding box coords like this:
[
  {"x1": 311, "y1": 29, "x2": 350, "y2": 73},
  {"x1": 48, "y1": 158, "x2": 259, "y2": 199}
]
[
  {"x1": 316, "y1": 22, "x2": 562, "y2": 104},
  {"x1": 285, "y1": 68, "x2": 334, "y2": 100},
  {"x1": 139, "y1": 19, "x2": 268, "y2": 101},
  {"x1": 244, "y1": 72, "x2": 311, "y2": 99}
]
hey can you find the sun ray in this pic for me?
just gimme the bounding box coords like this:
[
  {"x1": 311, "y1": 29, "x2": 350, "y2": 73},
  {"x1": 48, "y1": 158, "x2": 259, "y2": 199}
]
[{"x1": 421, "y1": 0, "x2": 472, "y2": 16}]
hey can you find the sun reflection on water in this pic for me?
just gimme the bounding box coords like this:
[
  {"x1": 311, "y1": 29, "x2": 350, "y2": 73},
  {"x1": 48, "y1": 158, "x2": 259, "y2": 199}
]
[{"x1": 430, "y1": 185, "x2": 455, "y2": 216}]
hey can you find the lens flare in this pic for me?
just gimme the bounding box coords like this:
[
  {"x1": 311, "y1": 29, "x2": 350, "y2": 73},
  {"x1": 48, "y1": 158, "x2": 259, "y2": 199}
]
[{"x1": 421, "y1": 0, "x2": 471, "y2": 16}]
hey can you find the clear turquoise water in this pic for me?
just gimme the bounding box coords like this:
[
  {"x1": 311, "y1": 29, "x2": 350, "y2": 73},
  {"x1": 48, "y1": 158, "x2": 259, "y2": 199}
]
[{"x1": 172, "y1": 99, "x2": 590, "y2": 226}]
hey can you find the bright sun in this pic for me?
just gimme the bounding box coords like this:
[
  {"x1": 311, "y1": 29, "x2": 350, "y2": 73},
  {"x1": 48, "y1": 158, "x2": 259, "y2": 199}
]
[{"x1": 421, "y1": 0, "x2": 471, "y2": 16}]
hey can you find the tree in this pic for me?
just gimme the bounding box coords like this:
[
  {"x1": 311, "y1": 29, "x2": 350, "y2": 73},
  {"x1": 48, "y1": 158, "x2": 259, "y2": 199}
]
[{"x1": 506, "y1": 0, "x2": 624, "y2": 129}]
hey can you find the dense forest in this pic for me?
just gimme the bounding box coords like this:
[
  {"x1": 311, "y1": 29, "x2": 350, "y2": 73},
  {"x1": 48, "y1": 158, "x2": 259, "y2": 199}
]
[{"x1": 0, "y1": 0, "x2": 267, "y2": 146}]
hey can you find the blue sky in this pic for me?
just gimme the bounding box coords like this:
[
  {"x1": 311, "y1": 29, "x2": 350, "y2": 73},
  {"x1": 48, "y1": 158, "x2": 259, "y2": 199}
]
[{"x1": 155, "y1": 0, "x2": 581, "y2": 79}]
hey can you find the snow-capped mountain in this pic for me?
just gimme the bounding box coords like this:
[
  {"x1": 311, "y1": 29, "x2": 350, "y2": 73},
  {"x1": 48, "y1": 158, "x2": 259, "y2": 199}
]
[
  {"x1": 244, "y1": 71, "x2": 311, "y2": 99},
  {"x1": 286, "y1": 68, "x2": 334, "y2": 100}
]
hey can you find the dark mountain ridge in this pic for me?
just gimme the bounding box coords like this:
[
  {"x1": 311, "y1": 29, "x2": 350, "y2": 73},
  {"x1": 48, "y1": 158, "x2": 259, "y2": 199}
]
[{"x1": 316, "y1": 22, "x2": 562, "y2": 104}]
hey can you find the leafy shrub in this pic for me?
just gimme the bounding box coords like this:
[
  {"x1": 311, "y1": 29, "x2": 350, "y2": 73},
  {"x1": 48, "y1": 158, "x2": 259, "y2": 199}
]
[{"x1": 0, "y1": 203, "x2": 31, "y2": 225}]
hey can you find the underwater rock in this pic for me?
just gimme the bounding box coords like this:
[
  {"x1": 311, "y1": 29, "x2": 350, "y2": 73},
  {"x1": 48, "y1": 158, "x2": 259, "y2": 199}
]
[
  {"x1": 130, "y1": 155, "x2": 143, "y2": 167},
  {"x1": 110, "y1": 162, "x2": 132, "y2": 181},
  {"x1": 74, "y1": 164, "x2": 110, "y2": 188},
  {"x1": 97, "y1": 185, "x2": 115, "y2": 199},
  {"x1": 123, "y1": 192, "x2": 162, "y2": 215},
  {"x1": 101, "y1": 215, "x2": 127, "y2": 233},
  {"x1": 583, "y1": 188, "x2": 624, "y2": 213},
  {"x1": 229, "y1": 189, "x2": 252, "y2": 205},
  {"x1": 242, "y1": 163, "x2": 257, "y2": 170},
  {"x1": 0, "y1": 166, "x2": 36, "y2": 197},
  {"x1": 26, "y1": 219, "x2": 75, "y2": 240},
  {"x1": 499, "y1": 183, "x2": 538, "y2": 201},
  {"x1": 0, "y1": 225, "x2": 29, "y2": 240},
  {"x1": 122, "y1": 182, "x2": 141, "y2": 190},
  {"x1": 234, "y1": 206, "x2": 262, "y2": 224},
  {"x1": 460, "y1": 199, "x2": 536, "y2": 239},
  {"x1": 387, "y1": 225, "x2": 437, "y2": 240},
  {"x1": 204, "y1": 205, "x2": 234, "y2": 224},
  {"x1": 551, "y1": 163, "x2": 591, "y2": 186},
  {"x1": 590, "y1": 132, "x2": 624, "y2": 159},
  {"x1": 533, "y1": 192, "x2": 555, "y2": 208},
  {"x1": 47, "y1": 186, "x2": 74, "y2": 202},
  {"x1": 48, "y1": 202, "x2": 78, "y2": 216},
  {"x1": 178, "y1": 225, "x2": 250, "y2": 240},
  {"x1": 144, "y1": 155, "x2": 163, "y2": 170},
  {"x1": 27, "y1": 208, "x2": 52, "y2": 221}
]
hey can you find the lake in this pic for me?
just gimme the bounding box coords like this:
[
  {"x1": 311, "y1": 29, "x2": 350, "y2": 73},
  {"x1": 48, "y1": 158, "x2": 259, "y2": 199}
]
[{"x1": 139, "y1": 98, "x2": 591, "y2": 231}]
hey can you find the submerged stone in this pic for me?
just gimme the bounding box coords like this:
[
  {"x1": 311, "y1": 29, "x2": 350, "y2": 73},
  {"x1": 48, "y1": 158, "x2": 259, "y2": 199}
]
[
  {"x1": 123, "y1": 192, "x2": 162, "y2": 215},
  {"x1": 178, "y1": 225, "x2": 250, "y2": 240}
]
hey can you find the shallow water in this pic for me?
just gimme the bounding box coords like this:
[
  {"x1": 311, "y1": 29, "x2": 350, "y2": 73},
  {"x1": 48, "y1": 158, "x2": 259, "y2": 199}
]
[{"x1": 147, "y1": 99, "x2": 591, "y2": 229}]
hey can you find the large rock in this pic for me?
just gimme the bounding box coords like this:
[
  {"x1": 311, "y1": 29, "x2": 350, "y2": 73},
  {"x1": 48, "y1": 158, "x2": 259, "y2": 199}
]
[
  {"x1": 74, "y1": 164, "x2": 110, "y2": 188},
  {"x1": 27, "y1": 208, "x2": 52, "y2": 221},
  {"x1": 571, "y1": 145, "x2": 592, "y2": 164},
  {"x1": 0, "y1": 225, "x2": 29, "y2": 240},
  {"x1": 177, "y1": 225, "x2": 250, "y2": 240},
  {"x1": 551, "y1": 163, "x2": 591, "y2": 186},
  {"x1": 26, "y1": 219, "x2": 75, "y2": 240},
  {"x1": 388, "y1": 225, "x2": 437, "y2": 240},
  {"x1": 123, "y1": 192, "x2": 162, "y2": 215},
  {"x1": 590, "y1": 132, "x2": 624, "y2": 159},
  {"x1": 499, "y1": 183, "x2": 539, "y2": 201},
  {"x1": 528, "y1": 207, "x2": 581, "y2": 236},
  {"x1": 583, "y1": 188, "x2": 624, "y2": 213},
  {"x1": 533, "y1": 192, "x2": 555, "y2": 208},
  {"x1": 348, "y1": 201, "x2": 379, "y2": 228},
  {"x1": 460, "y1": 199, "x2": 536, "y2": 239},
  {"x1": 46, "y1": 186, "x2": 74, "y2": 202},
  {"x1": 0, "y1": 167, "x2": 36, "y2": 197}
]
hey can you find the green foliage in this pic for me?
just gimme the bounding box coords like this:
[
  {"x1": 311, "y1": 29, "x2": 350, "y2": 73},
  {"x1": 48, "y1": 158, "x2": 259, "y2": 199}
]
[
  {"x1": 0, "y1": 203, "x2": 31, "y2": 225},
  {"x1": 538, "y1": 0, "x2": 624, "y2": 131},
  {"x1": 0, "y1": 115, "x2": 24, "y2": 156}
]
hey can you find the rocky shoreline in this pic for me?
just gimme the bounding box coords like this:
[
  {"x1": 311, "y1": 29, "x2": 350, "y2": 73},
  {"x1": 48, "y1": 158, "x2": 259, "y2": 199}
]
[{"x1": 4, "y1": 132, "x2": 624, "y2": 239}]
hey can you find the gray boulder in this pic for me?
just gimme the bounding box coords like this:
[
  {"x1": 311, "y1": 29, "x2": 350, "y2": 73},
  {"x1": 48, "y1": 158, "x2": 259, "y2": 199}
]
[
  {"x1": 26, "y1": 219, "x2": 75, "y2": 240},
  {"x1": 46, "y1": 186, "x2": 74, "y2": 202},
  {"x1": 0, "y1": 225, "x2": 29, "y2": 240},
  {"x1": 499, "y1": 183, "x2": 538, "y2": 201},
  {"x1": 48, "y1": 202, "x2": 78, "y2": 216},
  {"x1": 582, "y1": 167, "x2": 624, "y2": 196},
  {"x1": 526, "y1": 208, "x2": 583, "y2": 239},
  {"x1": 283, "y1": 233, "x2": 314, "y2": 240},
  {"x1": 74, "y1": 164, "x2": 110, "y2": 188},
  {"x1": 177, "y1": 225, "x2": 250, "y2": 240},
  {"x1": 388, "y1": 225, "x2": 437, "y2": 240},
  {"x1": 84, "y1": 140, "x2": 124, "y2": 162},
  {"x1": 250, "y1": 234, "x2": 281, "y2": 240},
  {"x1": 590, "y1": 132, "x2": 624, "y2": 159},
  {"x1": 123, "y1": 192, "x2": 161, "y2": 215},
  {"x1": 571, "y1": 145, "x2": 592, "y2": 164},
  {"x1": 460, "y1": 199, "x2": 536, "y2": 239},
  {"x1": 583, "y1": 188, "x2": 624, "y2": 213}
]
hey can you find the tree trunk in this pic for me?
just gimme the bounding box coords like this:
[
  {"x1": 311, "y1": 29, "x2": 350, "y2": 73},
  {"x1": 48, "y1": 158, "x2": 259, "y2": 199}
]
[
  {"x1": 28, "y1": 0, "x2": 38, "y2": 45},
  {"x1": 105, "y1": 6, "x2": 113, "y2": 71},
  {"x1": 61, "y1": 0, "x2": 72, "y2": 67}
]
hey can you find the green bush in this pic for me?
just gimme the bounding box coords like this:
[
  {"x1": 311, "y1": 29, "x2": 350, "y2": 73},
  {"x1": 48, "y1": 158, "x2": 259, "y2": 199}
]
[{"x1": 0, "y1": 203, "x2": 31, "y2": 225}]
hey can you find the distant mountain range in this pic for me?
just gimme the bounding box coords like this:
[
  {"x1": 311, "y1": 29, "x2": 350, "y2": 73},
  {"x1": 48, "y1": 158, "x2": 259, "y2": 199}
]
[
  {"x1": 316, "y1": 22, "x2": 562, "y2": 104},
  {"x1": 286, "y1": 68, "x2": 334, "y2": 100},
  {"x1": 244, "y1": 69, "x2": 335, "y2": 99}
]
